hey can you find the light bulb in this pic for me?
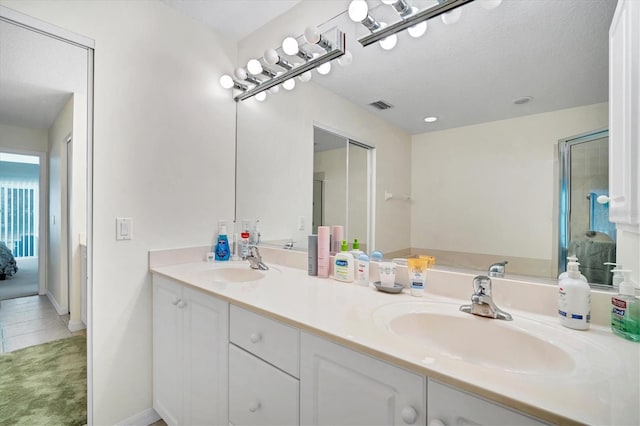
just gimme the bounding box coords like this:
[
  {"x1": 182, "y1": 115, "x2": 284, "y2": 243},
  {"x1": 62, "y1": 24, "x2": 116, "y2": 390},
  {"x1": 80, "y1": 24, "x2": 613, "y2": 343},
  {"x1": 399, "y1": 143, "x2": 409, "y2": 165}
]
[
  {"x1": 338, "y1": 50, "x2": 353, "y2": 67},
  {"x1": 247, "y1": 59, "x2": 262, "y2": 75},
  {"x1": 299, "y1": 71, "x2": 312, "y2": 82},
  {"x1": 283, "y1": 78, "x2": 295, "y2": 91},
  {"x1": 381, "y1": 0, "x2": 396, "y2": 4},
  {"x1": 378, "y1": 23, "x2": 397, "y2": 51},
  {"x1": 282, "y1": 37, "x2": 299, "y2": 56},
  {"x1": 255, "y1": 91, "x2": 267, "y2": 102},
  {"x1": 424, "y1": 116, "x2": 438, "y2": 123},
  {"x1": 407, "y1": 7, "x2": 427, "y2": 38},
  {"x1": 264, "y1": 48, "x2": 279, "y2": 65},
  {"x1": 408, "y1": 21, "x2": 427, "y2": 38},
  {"x1": 304, "y1": 26, "x2": 321, "y2": 44},
  {"x1": 348, "y1": 0, "x2": 369, "y2": 22},
  {"x1": 220, "y1": 75, "x2": 234, "y2": 89},
  {"x1": 441, "y1": 8, "x2": 462, "y2": 25},
  {"x1": 480, "y1": 0, "x2": 502, "y2": 10},
  {"x1": 317, "y1": 62, "x2": 331, "y2": 75},
  {"x1": 268, "y1": 85, "x2": 280, "y2": 94},
  {"x1": 234, "y1": 67, "x2": 247, "y2": 81}
]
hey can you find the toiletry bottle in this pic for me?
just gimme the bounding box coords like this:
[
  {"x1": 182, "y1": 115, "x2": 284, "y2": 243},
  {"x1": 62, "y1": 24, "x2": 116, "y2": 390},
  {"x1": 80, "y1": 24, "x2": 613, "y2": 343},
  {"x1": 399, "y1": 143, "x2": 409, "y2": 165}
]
[
  {"x1": 558, "y1": 261, "x2": 591, "y2": 330},
  {"x1": 333, "y1": 240, "x2": 354, "y2": 282},
  {"x1": 605, "y1": 262, "x2": 624, "y2": 290},
  {"x1": 356, "y1": 253, "x2": 370, "y2": 286},
  {"x1": 559, "y1": 256, "x2": 588, "y2": 282},
  {"x1": 317, "y1": 226, "x2": 330, "y2": 278},
  {"x1": 308, "y1": 235, "x2": 318, "y2": 276},
  {"x1": 408, "y1": 257, "x2": 428, "y2": 297},
  {"x1": 610, "y1": 270, "x2": 640, "y2": 342},
  {"x1": 240, "y1": 232, "x2": 250, "y2": 258},
  {"x1": 331, "y1": 225, "x2": 344, "y2": 254},
  {"x1": 214, "y1": 223, "x2": 231, "y2": 261}
]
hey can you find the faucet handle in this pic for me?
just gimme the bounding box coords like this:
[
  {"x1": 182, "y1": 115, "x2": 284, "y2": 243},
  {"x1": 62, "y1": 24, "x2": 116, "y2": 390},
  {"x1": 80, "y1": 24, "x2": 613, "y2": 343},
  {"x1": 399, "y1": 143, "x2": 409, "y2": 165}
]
[
  {"x1": 472, "y1": 275, "x2": 492, "y2": 296},
  {"x1": 488, "y1": 261, "x2": 508, "y2": 278}
]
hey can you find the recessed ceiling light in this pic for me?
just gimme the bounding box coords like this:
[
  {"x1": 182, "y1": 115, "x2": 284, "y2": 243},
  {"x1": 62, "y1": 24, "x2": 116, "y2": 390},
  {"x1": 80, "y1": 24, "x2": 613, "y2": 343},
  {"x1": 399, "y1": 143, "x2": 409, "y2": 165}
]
[
  {"x1": 424, "y1": 116, "x2": 438, "y2": 123},
  {"x1": 513, "y1": 96, "x2": 533, "y2": 105}
]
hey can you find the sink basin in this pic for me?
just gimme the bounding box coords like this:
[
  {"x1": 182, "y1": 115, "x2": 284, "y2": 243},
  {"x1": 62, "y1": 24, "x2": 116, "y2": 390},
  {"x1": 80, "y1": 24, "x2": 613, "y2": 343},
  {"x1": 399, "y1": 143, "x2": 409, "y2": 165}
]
[
  {"x1": 373, "y1": 302, "x2": 576, "y2": 375},
  {"x1": 198, "y1": 266, "x2": 267, "y2": 283}
]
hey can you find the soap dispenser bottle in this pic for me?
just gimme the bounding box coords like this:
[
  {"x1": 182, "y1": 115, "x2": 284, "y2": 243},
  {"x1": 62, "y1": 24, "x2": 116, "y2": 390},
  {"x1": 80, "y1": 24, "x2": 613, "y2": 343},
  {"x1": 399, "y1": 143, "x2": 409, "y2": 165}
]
[
  {"x1": 214, "y1": 223, "x2": 231, "y2": 261},
  {"x1": 558, "y1": 261, "x2": 591, "y2": 330},
  {"x1": 610, "y1": 270, "x2": 640, "y2": 342},
  {"x1": 333, "y1": 240, "x2": 354, "y2": 282}
]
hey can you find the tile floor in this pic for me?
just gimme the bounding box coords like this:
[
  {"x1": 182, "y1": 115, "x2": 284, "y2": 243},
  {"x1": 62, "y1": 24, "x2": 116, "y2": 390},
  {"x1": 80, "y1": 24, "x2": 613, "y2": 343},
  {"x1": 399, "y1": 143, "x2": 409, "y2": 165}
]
[{"x1": 0, "y1": 294, "x2": 85, "y2": 353}]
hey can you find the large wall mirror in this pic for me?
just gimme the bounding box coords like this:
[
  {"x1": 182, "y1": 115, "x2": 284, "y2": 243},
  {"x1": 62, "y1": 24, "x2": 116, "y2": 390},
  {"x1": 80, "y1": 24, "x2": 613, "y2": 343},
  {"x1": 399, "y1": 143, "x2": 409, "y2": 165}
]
[{"x1": 235, "y1": 0, "x2": 617, "y2": 285}]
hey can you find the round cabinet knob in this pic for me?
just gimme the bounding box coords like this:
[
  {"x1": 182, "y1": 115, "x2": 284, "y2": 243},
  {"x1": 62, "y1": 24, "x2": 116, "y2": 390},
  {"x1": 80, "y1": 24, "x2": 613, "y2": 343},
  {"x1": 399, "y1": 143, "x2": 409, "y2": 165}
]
[
  {"x1": 177, "y1": 300, "x2": 186, "y2": 309},
  {"x1": 172, "y1": 298, "x2": 180, "y2": 306},
  {"x1": 401, "y1": 406, "x2": 418, "y2": 424},
  {"x1": 248, "y1": 400, "x2": 261, "y2": 412},
  {"x1": 249, "y1": 333, "x2": 262, "y2": 343},
  {"x1": 428, "y1": 419, "x2": 446, "y2": 426}
]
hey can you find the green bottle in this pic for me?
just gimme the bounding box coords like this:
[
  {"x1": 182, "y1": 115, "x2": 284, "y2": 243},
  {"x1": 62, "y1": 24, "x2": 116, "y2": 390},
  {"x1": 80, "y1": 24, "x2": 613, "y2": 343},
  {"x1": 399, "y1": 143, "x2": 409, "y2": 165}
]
[{"x1": 611, "y1": 270, "x2": 640, "y2": 342}]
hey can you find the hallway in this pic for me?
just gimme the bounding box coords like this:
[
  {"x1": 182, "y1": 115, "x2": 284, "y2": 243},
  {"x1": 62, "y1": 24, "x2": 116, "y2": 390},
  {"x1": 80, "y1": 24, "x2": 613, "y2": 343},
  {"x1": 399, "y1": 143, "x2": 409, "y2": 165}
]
[{"x1": 0, "y1": 294, "x2": 82, "y2": 353}]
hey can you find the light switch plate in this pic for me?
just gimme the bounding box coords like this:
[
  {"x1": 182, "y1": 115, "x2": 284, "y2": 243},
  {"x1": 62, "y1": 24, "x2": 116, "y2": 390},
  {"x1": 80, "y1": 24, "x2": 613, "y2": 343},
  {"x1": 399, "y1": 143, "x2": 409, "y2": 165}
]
[{"x1": 116, "y1": 217, "x2": 132, "y2": 240}]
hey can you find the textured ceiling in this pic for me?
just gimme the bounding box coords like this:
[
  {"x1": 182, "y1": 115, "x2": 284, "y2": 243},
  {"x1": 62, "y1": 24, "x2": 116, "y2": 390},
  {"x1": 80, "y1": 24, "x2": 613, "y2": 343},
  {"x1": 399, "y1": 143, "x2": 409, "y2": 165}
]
[{"x1": 0, "y1": 18, "x2": 87, "y2": 129}]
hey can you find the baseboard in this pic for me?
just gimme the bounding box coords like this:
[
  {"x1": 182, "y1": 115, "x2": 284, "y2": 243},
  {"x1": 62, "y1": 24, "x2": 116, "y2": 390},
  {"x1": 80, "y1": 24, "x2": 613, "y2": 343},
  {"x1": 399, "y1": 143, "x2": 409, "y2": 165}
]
[
  {"x1": 67, "y1": 320, "x2": 86, "y2": 332},
  {"x1": 115, "y1": 407, "x2": 161, "y2": 426},
  {"x1": 46, "y1": 291, "x2": 67, "y2": 315}
]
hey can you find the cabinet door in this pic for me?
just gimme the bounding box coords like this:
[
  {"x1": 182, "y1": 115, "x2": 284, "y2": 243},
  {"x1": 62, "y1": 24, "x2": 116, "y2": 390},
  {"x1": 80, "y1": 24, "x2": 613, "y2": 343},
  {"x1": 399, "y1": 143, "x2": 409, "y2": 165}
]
[
  {"x1": 153, "y1": 276, "x2": 183, "y2": 426},
  {"x1": 609, "y1": 0, "x2": 640, "y2": 231},
  {"x1": 427, "y1": 380, "x2": 547, "y2": 426},
  {"x1": 182, "y1": 285, "x2": 229, "y2": 426},
  {"x1": 300, "y1": 332, "x2": 426, "y2": 426},
  {"x1": 229, "y1": 344, "x2": 299, "y2": 426}
]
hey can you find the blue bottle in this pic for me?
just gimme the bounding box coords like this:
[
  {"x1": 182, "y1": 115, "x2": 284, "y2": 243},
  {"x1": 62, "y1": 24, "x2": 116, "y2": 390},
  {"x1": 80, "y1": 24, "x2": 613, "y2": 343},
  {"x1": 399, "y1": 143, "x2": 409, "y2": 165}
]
[{"x1": 214, "y1": 224, "x2": 230, "y2": 261}]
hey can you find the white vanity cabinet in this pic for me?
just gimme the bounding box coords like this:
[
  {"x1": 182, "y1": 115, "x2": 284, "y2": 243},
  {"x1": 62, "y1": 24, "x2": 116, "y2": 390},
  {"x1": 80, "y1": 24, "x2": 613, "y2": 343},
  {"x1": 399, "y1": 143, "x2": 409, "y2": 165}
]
[
  {"x1": 228, "y1": 305, "x2": 300, "y2": 426},
  {"x1": 427, "y1": 380, "x2": 547, "y2": 426},
  {"x1": 609, "y1": 0, "x2": 640, "y2": 232},
  {"x1": 300, "y1": 331, "x2": 426, "y2": 426},
  {"x1": 152, "y1": 275, "x2": 229, "y2": 426}
]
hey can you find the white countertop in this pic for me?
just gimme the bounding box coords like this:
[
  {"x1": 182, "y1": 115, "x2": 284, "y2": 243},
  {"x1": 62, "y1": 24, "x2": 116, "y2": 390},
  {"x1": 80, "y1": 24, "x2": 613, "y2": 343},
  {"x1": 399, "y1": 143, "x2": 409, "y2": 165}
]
[{"x1": 151, "y1": 259, "x2": 640, "y2": 425}]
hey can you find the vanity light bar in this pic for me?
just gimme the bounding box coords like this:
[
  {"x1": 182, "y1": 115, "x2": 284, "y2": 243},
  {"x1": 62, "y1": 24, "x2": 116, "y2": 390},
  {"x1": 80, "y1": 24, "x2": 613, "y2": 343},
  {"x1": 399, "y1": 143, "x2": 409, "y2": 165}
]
[
  {"x1": 358, "y1": 0, "x2": 475, "y2": 47},
  {"x1": 234, "y1": 30, "x2": 346, "y2": 102}
]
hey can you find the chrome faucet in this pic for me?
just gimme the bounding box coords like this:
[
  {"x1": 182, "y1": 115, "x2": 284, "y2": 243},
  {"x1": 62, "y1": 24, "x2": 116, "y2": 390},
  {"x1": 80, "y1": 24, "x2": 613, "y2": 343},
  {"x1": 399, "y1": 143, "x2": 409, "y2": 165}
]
[
  {"x1": 243, "y1": 245, "x2": 269, "y2": 270},
  {"x1": 460, "y1": 275, "x2": 512, "y2": 321},
  {"x1": 488, "y1": 261, "x2": 508, "y2": 278}
]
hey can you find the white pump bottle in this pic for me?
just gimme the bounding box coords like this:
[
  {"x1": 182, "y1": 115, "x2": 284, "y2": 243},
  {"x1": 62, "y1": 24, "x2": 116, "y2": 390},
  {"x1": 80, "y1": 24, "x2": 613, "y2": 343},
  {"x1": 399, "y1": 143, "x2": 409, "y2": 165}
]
[{"x1": 558, "y1": 261, "x2": 591, "y2": 330}]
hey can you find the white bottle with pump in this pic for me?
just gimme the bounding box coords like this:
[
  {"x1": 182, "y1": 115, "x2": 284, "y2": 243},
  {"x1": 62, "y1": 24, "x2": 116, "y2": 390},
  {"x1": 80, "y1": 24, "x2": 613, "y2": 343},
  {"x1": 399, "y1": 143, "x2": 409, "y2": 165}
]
[
  {"x1": 558, "y1": 256, "x2": 588, "y2": 282},
  {"x1": 558, "y1": 261, "x2": 591, "y2": 330}
]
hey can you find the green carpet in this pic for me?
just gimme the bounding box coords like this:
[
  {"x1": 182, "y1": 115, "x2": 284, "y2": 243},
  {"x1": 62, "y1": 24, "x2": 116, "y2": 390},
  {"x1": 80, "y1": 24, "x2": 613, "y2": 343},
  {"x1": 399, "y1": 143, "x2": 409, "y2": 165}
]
[{"x1": 0, "y1": 335, "x2": 87, "y2": 426}]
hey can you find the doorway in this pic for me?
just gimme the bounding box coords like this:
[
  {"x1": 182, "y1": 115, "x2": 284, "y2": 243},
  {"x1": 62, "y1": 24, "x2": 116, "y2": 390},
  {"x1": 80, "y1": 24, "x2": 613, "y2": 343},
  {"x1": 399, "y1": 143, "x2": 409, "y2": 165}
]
[
  {"x1": 0, "y1": 152, "x2": 41, "y2": 300},
  {"x1": 559, "y1": 129, "x2": 615, "y2": 286}
]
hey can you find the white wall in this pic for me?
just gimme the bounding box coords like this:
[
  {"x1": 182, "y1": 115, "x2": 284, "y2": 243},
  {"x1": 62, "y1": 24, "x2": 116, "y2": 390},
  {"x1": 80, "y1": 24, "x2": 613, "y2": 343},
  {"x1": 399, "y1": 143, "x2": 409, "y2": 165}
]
[
  {"x1": 411, "y1": 102, "x2": 608, "y2": 269},
  {"x1": 0, "y1": 0, "x2": 237, "y2": 424},
  {"x1": 0, "y1": 122, "x2": 48, "y2": 151},
  {"x1": 47, "y1": 95, "x2": 73, "y2": 313},
  {"x1": 236, "y1": 1, "x2": 412, "y2": 253}
]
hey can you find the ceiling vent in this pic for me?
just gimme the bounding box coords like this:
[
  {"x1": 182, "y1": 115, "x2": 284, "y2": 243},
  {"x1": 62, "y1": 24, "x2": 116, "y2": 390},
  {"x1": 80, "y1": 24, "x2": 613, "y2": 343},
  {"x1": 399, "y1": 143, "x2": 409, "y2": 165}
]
[{"x1": 369, "y1": 100, "x2": 393, "y2": 110}]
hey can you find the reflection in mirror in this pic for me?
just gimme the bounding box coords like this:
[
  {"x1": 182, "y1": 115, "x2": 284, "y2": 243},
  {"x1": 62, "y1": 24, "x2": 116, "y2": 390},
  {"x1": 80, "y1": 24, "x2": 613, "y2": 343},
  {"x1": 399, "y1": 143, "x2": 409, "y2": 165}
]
[
  {"x1": 559, "y1": 129, "x2": 615, "y2": 286},
  {"x1": 313, "y1": 126, "x2": 373, "y2": 251},
  {"x1": 235, "y1": 0, "x2": 617, "y2": 285}
]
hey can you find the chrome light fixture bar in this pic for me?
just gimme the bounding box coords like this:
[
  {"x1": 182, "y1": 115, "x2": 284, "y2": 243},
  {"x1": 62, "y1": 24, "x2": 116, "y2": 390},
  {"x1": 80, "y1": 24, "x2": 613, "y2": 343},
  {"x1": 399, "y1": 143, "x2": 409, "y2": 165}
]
[
  {"x1": 234, "y1": 30, "x2": 346, "y2": 102},
  {"x1": 358, "y1": 0, "x2": 475, "y2": 47}
]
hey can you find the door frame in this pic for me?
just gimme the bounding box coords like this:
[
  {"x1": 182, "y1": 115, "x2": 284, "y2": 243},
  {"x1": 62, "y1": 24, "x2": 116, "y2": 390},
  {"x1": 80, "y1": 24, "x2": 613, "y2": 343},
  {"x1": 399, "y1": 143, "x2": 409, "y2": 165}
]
[
  {"x1": 0, "y1": 148, "x2": 47, "y2": 295},
  {"x1": 0, "y1": 6, "x2": 96, "y2": 424}
]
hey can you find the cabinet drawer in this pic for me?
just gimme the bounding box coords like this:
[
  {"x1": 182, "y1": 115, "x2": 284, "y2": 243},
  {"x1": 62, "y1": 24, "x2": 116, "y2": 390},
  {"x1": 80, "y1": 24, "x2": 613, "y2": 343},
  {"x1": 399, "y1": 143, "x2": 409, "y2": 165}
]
[
  {"x1": 230, "y1": 304, "x2": 299, "y2": 377},
  {"x1": 229, "y1": 344, "x2": 299, "y2": 426}
]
